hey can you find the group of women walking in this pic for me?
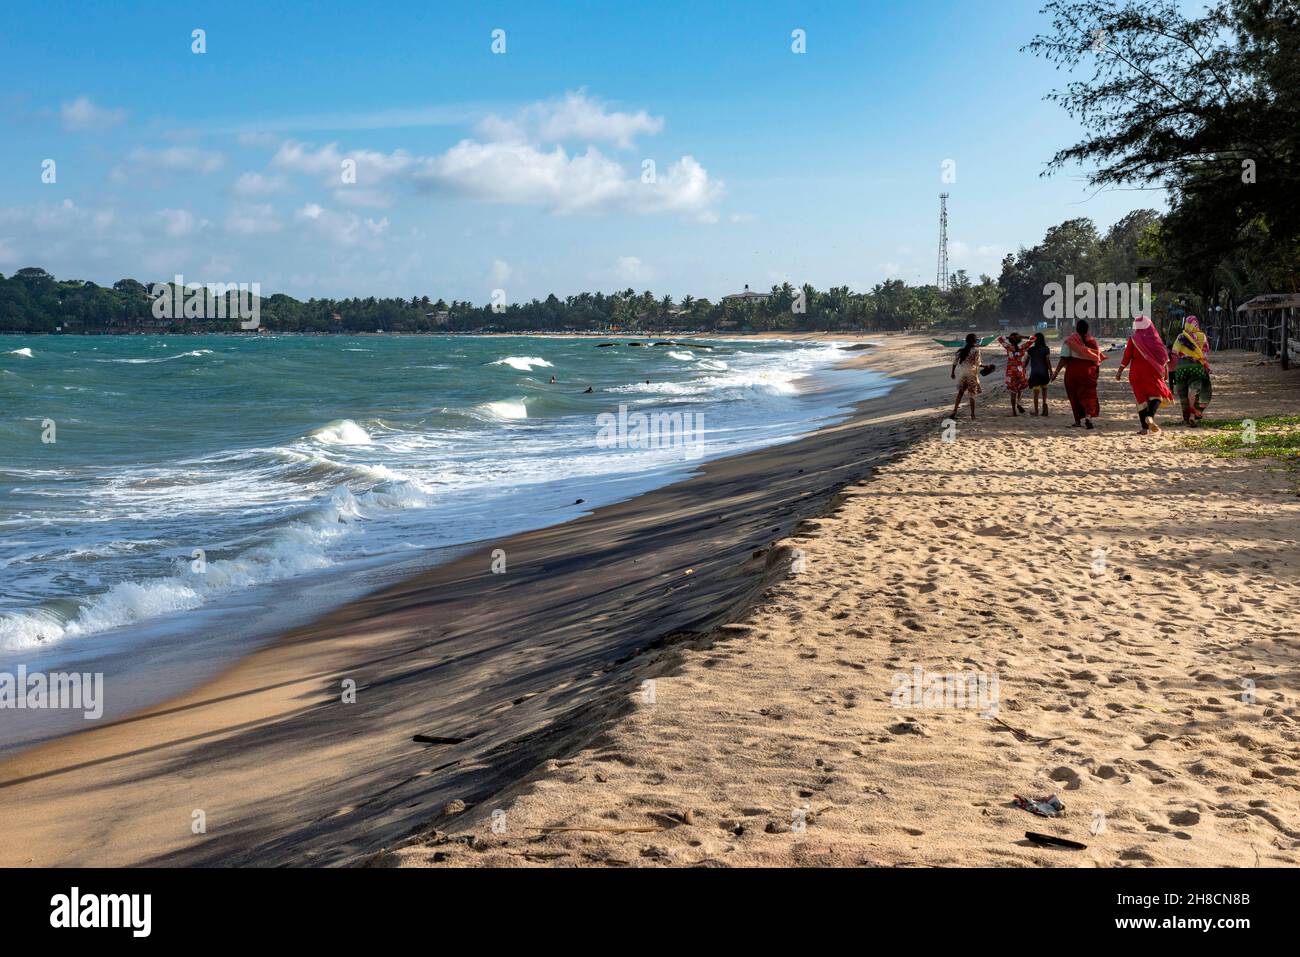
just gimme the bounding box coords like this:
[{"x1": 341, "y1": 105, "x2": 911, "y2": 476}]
[{"x1": 949, "y1": 315, "x2": 1214, "y2": 433}]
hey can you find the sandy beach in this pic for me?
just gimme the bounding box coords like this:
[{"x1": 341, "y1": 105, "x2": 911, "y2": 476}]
[
  {"x1": 0, "y1": 334, "x2": 948, "y2": 866},
  {"x1": 381, "y1": 345, "x2": 1300, "y2": 868},
  {"x1": 4, "y1": 334, "x2": 1296, "y2": 869}
]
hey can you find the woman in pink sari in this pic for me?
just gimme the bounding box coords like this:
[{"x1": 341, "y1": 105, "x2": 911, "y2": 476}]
[
  {"x1": 1116, "y1": 315, "x2": 1174, "y2": 434},
  {"x1": 1051, "y1": 319, "x2": 1108, "y2": 430}
]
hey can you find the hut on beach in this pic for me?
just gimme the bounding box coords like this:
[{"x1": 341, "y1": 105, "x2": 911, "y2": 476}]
[{"x1": 1228, "y1": 294, "x2": 1300, "y2": 370}]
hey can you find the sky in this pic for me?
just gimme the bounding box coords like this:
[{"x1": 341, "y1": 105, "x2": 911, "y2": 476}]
[{"x1": 0, "y1": 0, "x2": 1169, "y2": 304}]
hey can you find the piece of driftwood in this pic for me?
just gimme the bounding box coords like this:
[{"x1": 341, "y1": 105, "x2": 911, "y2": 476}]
[
  {"x1": 1025, "y1": 831, "x2": 1087, "y2": 850},
  {"x1": 991, "y1": 716, "x2": 1066, "y2": 743},
  {"x1": 412, "y1": 734, "x2": 468, "y2": 745},
  {"x1": 530, "y1": 825, "x2": 665, "y2": 834}
]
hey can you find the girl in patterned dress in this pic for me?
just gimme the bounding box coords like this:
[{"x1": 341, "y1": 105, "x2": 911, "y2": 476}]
[
  {"x1": 949, "y1": 333, "x2": 982, "y2": 420},
  {"x1": 997, "y1": 333, "x2": 1031, "y2": 416}
]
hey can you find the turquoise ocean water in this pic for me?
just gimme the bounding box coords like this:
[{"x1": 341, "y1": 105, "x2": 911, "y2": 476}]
[{"x1": 0, "y1": 334, "x2": 892, "y2": 674}]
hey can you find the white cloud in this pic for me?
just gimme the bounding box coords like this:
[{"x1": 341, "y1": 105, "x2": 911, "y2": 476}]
[
  {"x1": 0, "y1": 200, "x2": 134, "y2": 271},
  {"x1": 293, "y1": 204, "x2": 389, "y2": 247},
  {"x1": 614, "y1": 255, "x2": 652, "y2": 283},
  {"x1": 231, "y1": 171, "x2": 287, "y2": 198},
  {"x1": 119, "y1": 146, "x2": 226, "y2": 178},
  {"x1": 479, "y1": 90, "x2": 664, "y2": 149},
  {"x1": 332, "y1": 187, "x2": 393, "y2": 209},
  {"x1": 225, "y1": 203, "x2": 283, "y2": 235},
  {"x1": 156, "y1": 208, "x2": 204, "y2": 238},
  {"x1": 1, "y1": 198, "x2": 116, "y2": 236},
  {"x1": 258, "y1": 93, "x2": 718, "y2": 219},
  {"x1": 216, "y1": 104, "x2": 481, "y2": 136},
  {"x1": 490, "y1": 259, "x2": 512, "y2": 284},
  {"x1": 416, "y1": 141, "x2": 722, "y2": 218},
  {"x1": 236, "y1": 131, "x2": 282, "y2": 147},
  {"x1": 271, "y1": 141, "x2": 416, "y2": 185},
  {"x1": 60, "y1": 96, "x2": 126, "y2": 132}
]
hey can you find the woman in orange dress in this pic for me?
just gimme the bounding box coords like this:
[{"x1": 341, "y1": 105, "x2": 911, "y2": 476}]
[{"x1": 1051, "y1": 319, "x2": 1107, "y2": 430}]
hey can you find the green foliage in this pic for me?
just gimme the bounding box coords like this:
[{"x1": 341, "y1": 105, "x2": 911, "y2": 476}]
[
  {"x1": 1027, "y1": 0, "x2": 1300, "y2": 297},
  {"x1": 1182, "y1": 415, "x2": 1300, "y2": 462}
]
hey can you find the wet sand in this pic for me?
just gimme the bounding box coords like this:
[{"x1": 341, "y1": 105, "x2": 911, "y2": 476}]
[
  {"x1": 0, "y1": 333, "x2": 951, "y2": 866},
  {"x1": 386, "y1": 349, "x2": 1300, "y2": 868}
]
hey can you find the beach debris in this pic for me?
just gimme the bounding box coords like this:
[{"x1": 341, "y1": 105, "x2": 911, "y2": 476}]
[
  {"x1": 1025, "y1": 831, "x2": 1087, "y2": 850},
  {"x1": 1014, "y1": 794, "x2": 1064, "y2": 818},
  {"x1": 991, "y1": 716, "x2": 1066, "y2": 743},
  {"x1": 530, "y1": 825, "x2": 664, "y2": 834},
  {"x1": 574, "y1": 498, "x2": 585, "y2": 505},
  {"x1": 442, "y1": 799, "x2": 468, "y2": 816},
  {"x1": 413, "y1": 733, "x2": 470, "y2": 748}
]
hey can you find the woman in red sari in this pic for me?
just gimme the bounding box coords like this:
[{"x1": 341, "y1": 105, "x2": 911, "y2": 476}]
[
  {"x1": 1051, "y1": 319, "x2": 1107, "y2": 430},
  {"x1": 1116, "y1": 314, "x2": 1174, "y2": 434}
]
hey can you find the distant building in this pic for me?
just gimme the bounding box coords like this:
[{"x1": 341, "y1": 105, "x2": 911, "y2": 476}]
[
  {"x1": 425, "y1": 310, "x2": 450, "y2": 326},
  {"x1": 722, "y1": 284, "x2": 770, "y2": 303}
]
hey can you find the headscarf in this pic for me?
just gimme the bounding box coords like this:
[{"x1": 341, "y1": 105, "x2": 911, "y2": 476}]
[
  {"x1": 1173, "y1": 315, "x2": 1211, "y2": 370},
  {"x1": 1063, "y1": 330, "x2": 1104, "y2": 364},
  {"x1": 1130, "y1": 315, "x2": 1168, "y2": 371}
]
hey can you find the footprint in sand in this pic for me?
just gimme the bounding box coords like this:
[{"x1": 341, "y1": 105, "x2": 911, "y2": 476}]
[{"x1": 1049, "y1": 766, "x2": 1082, "y2": 790}]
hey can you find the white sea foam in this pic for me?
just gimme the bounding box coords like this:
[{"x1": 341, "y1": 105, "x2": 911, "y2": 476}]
[
  {"x1": 0, "y1": 479, "x2": 436, "y2": 651},
  {"x1": 309, "y1": 419, "x2": 373, "y2": 445},
  {"x1": 491, "y1": 356, "x2": 553, "y2": 372},
  {"x1": 106, "y1": 349, "x2": 213, "y2": 364},
  {"x1": 477, "y1": 399, "x2": 529, "y2": 420},
  {"x1": 7, "y1": 347, "x2": 33, "y2": 358},
  {"x1": 0, "y1": 337, "x2": 874, "y2": 652}
]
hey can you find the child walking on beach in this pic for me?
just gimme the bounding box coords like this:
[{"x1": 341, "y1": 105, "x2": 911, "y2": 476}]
[
  {"x1": 1025, "y1": 332, "x2": 1052, "y2": 415},
  {"x1": 996, "y1": 333, "x2": 1030, "y2": 415},
  {"x1": 949, "y1": 333, "x2": 982, "y2": 420}
]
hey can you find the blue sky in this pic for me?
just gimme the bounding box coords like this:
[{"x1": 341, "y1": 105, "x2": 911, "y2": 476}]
[{"x1": 0, "y1": 0, "x2": 1166, "y2": 303}]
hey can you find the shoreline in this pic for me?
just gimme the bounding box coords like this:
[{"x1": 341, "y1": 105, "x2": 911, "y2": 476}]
[
  {"x1": 0, "y1": 334, "x2": 954, "y2": 866},
  {"x1": 386, "y1": 349, "x2": 1300, "y2": 868},
  {"x1": 0, "y1": 334, "x2": 890, "y2": 750}
]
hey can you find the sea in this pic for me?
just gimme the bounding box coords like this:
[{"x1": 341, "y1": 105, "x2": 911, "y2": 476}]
[{"x1": 0, "y1": 333, "x2": 893, "y2": 742}]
